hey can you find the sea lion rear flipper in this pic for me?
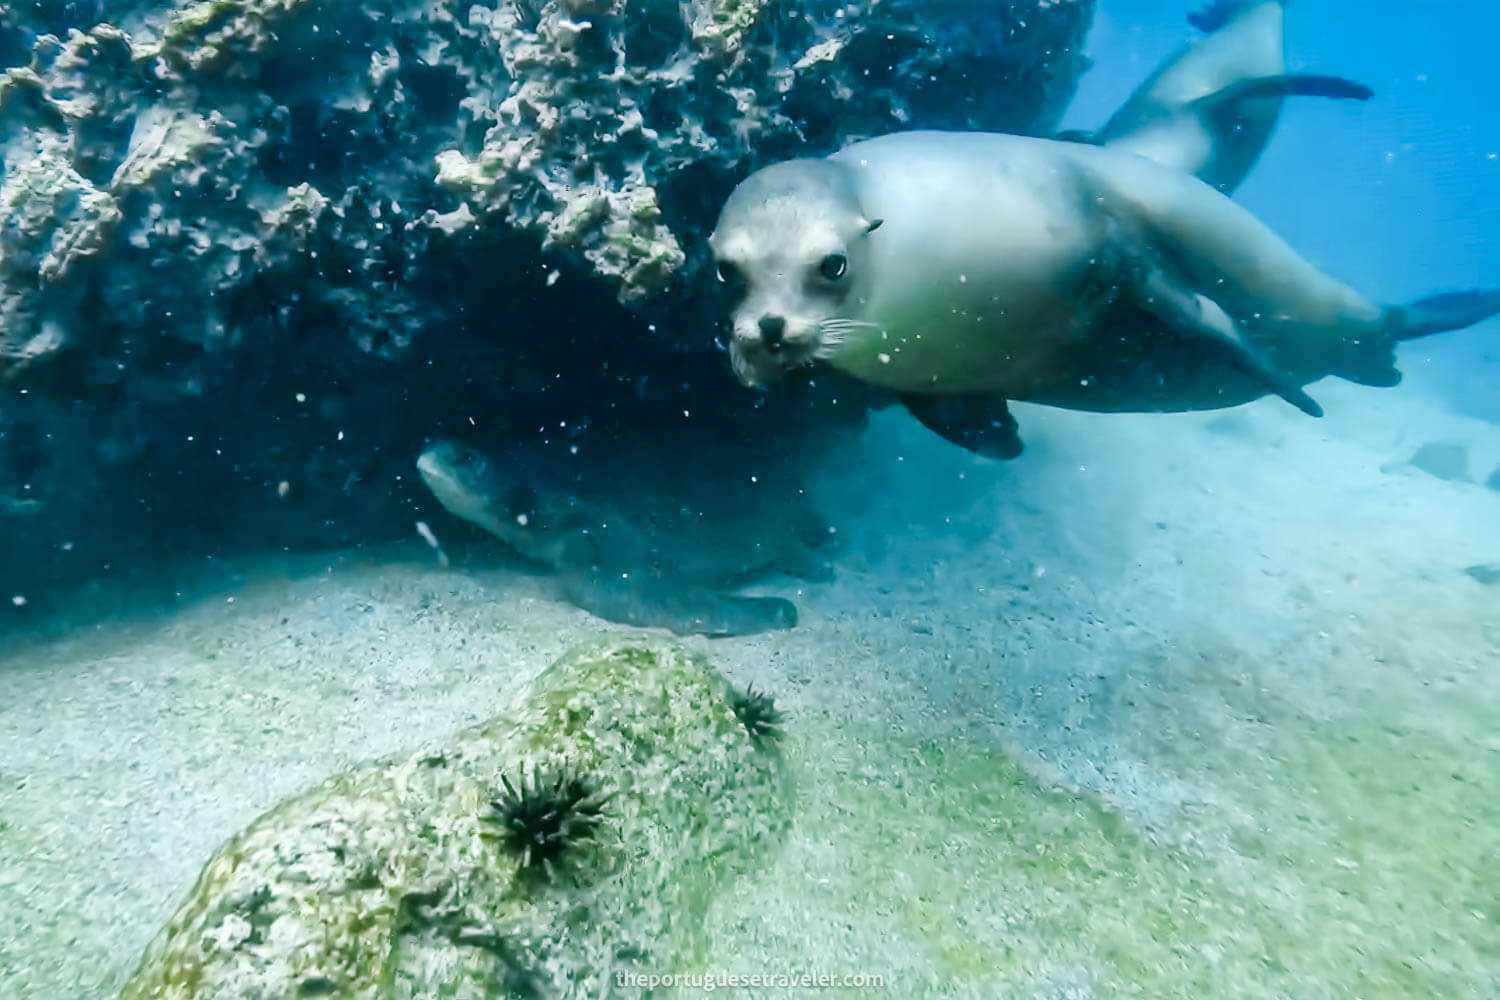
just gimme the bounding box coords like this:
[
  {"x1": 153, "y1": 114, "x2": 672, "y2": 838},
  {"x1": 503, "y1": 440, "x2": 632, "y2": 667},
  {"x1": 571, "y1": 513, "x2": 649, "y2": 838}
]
[
  {"x1": 1388, "y1": 289, "x2": 1500, "y2": 341},
  {"x1": 1135, "y1": 266, "x2": 1324, "y2": 418},
  {"x1": 900, "y1": 392, "x2": 1025, "y2": 460}
]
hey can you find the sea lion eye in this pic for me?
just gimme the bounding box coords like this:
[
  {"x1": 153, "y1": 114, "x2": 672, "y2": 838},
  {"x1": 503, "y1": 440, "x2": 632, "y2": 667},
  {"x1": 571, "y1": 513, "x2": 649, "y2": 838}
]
[
  {"x1": 715, "y1": 260, "x2": 740, "y2": 284},
  {"x1": 819, "y1": 253, "x2": 848, "y2": 281}
]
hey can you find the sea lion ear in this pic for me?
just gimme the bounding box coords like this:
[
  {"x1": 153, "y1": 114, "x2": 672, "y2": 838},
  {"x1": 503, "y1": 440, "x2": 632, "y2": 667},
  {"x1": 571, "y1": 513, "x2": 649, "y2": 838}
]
[{"x1": 865, "y1": 218, "x2": 884, "y2": 234}]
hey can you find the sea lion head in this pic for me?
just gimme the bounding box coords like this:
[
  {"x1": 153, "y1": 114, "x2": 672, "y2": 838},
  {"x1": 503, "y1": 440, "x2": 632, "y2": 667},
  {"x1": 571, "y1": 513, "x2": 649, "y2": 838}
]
[
  {"x1": 709, "y1": 158, "x2": 882, "y2": 388},
  {"x1": 417, "y1": 440, "x2": 512, "y2": 527},
  {"x1": 417, "y1": 440, "x2": 599, "y2": 569}
]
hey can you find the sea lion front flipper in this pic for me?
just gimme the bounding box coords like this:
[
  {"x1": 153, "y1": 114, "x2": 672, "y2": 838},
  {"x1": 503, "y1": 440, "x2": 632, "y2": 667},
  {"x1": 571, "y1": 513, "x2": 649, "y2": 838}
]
[
  {"x1": 900, "y1": 392, "x2": 1025, "y2": 460},
  {"x1": 1268, "y1": 74, "x2": 1373, "y2": 101},
  {"x1": 1196, "y1": 74, "x2": 1374, "y2": 108},
  {"x1": 1135, "y1": 266, "x2": 1325, "y2": 418}
]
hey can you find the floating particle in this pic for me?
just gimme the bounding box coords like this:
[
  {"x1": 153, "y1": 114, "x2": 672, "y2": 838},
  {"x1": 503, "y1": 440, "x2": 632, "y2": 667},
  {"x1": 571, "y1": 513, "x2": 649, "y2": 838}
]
[{"x1": 415, "y1": 520, "x2": 450, "y2": 569}]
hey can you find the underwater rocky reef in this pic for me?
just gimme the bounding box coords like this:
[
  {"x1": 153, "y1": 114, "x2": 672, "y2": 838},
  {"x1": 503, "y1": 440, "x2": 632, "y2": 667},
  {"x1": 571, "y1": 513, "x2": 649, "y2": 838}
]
[
  {"x1": 3, "y1": 4, "x2": 1498, "y2": 998},
  {"x1": 0, "y1": 0, "x2": 1094, "y2": 602}
]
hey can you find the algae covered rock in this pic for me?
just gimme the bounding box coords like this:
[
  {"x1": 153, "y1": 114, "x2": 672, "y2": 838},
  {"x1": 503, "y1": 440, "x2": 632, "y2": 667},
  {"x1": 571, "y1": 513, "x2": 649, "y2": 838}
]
[{"x1": 119, "y1": 637, "x2": 788, "y2": 999}]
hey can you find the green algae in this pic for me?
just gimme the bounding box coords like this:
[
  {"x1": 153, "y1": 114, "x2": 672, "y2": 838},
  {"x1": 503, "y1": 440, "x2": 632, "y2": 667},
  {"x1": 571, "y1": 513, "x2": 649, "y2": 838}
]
[
  {"x1": 162, "y1": 0, "x2": 242, "y2": 40},
  {"x1": 688, "y1": 0, "x2": 764, "y2": 57},
  {"x1": 156, "y1": 0, "x2": 311, "y2": 74},
  {"x1": 793, "y1": 722, "x2": 1243, "y2": 995},
  {"x1": 697, "y1": 640, "x2": 1497, "y2": 999},
  {"x1": 160, "y1": 0, "x2": 305, "y2": 45},
  {"x1": 1124, "y1": 635, "x2": 1500, "y2": 997}
]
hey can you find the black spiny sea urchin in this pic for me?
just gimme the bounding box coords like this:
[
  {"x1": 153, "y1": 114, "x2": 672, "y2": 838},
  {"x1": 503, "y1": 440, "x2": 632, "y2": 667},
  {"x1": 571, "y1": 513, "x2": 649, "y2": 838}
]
[
  {"x1": 486, "y1": 764, "x2": 609, "y2": 876},
  {"x1": 729, "y1": 683, "x2": 784, "y2": 747}
]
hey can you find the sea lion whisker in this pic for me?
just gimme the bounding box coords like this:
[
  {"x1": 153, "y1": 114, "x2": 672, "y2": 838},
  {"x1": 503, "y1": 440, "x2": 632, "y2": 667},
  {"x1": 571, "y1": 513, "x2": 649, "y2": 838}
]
[{"x1": 813, "y1": 330, "x2": 846, "y2": 351}]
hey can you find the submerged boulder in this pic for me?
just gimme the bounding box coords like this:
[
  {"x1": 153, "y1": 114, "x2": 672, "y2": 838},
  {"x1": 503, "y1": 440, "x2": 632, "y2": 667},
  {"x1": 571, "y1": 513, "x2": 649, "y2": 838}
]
[{"x1": 119, "y1": 638, "x2": 789, "y2": 999}]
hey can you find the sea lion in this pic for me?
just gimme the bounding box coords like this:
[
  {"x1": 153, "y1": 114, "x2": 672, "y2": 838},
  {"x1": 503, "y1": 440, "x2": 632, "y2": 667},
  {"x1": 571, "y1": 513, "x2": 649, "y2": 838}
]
[
  {"x1": 417, "y1": 440, "x2": 825, "y2": 637},
  {"x1": 1067, "y1": 0, "x2": 1372, "y2": 194},
  {"x1": 708, "y1": 131, "x2": 1500, "y2": 424},
  {"x1": 854, "y1": 0, "x2": 1375, "y2": 459}
]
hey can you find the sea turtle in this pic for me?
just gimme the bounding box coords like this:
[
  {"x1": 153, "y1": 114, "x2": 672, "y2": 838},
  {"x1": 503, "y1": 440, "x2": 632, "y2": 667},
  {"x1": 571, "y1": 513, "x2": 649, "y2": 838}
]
[{"x1": 416, "y1": 439, "x2": 832, "y2": 637}]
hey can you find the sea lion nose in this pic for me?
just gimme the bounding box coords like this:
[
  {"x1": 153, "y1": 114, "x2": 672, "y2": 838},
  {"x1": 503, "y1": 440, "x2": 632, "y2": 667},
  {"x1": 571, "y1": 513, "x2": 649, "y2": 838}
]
[{"x1": 758, "y1": 314, "x2": 786, "y2": 349}]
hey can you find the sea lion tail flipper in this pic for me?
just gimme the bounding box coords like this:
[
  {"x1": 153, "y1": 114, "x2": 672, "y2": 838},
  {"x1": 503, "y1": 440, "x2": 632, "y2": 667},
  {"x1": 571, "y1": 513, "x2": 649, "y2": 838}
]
[
  {"x1": 1387, "y1": 289, "x2": 1500, "y2": 341},
  {"x1": 1137, "y1": 266, "x2": 1324, "y2": 417},
  {"x1": 1336, "y1": 289, "x2": 1500, "y2": 388},
  {"x1": 900, "y1": 392, "x2": 1024, "y2": 460}
]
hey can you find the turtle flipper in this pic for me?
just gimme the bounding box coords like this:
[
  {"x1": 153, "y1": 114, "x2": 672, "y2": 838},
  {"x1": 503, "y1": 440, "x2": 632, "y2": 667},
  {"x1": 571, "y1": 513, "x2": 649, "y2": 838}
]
[{"x1": 558, "y1": 571, "x2": 797, "y2": 637}]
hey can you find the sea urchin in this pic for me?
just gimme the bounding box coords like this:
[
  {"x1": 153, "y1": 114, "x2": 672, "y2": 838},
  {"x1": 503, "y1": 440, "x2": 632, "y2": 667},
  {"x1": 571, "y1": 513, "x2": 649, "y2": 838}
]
[
  {"x1": 486, "y1": 764, "x2": 608, "y2": 876},
  {"x1": 729, "y1": 683, "x2": 784, "y2": 747}
]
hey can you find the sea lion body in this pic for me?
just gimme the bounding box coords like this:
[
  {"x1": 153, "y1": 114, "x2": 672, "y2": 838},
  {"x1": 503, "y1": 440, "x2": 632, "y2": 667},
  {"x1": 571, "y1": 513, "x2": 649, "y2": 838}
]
[
  {"x1": 1095, "y1": 0, "x2": 1289, "y2": 191},
  {"x1": 1086, "y1": 1, "x2": 1372, "y2": 196},
  {"x1": 895, "y1": 0, "x2": 1372, "y2": 456},
  {"x1": 714, "y1": 130, "x2": 1425, "y2": 417},
  {"x1": 826, "y1": 136, "x2": 1114, "y2": 397},
  {"x1": 416, "y1": 441, "x2": 823, "y2": 637},
  {"x1": 844, "y1": 132, "x2": 1382, "y2": 403}
]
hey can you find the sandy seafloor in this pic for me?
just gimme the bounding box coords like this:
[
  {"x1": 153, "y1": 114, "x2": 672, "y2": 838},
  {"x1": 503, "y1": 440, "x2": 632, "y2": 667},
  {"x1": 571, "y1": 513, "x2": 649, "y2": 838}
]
[{"x1": 2, "y1": 378, "x2": 1497, "y2": 999}]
